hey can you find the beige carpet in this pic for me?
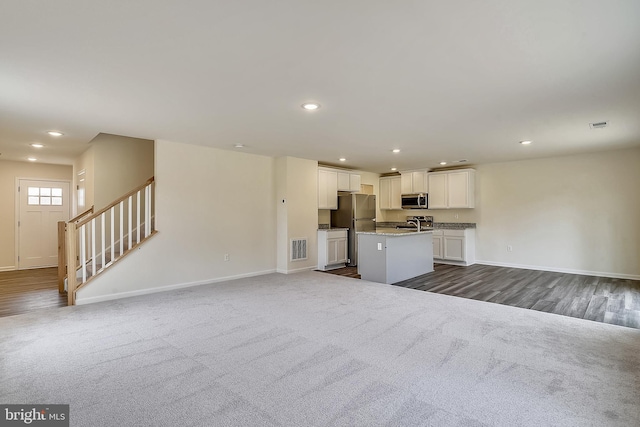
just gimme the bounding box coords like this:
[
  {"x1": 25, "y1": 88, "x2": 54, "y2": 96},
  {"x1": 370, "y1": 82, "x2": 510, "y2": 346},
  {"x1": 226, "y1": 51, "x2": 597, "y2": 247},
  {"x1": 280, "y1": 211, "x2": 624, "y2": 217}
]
[{"x1": 1, "y1": 271, "x2": 639, "y2": 426}]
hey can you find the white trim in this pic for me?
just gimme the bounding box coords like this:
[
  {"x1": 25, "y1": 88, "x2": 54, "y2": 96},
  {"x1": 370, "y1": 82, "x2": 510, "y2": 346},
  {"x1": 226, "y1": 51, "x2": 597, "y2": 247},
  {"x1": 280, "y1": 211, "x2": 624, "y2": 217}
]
[
  {"x1": 434, "y1": 259, "x2": 474, "y2": 267},
  {"x1": 74, "y1": 269, "x2": 277, "y2": 305},
  {"x1": 276, "y1": 266, "x2": 317, "y2": 274},
  {"x1": 0, "y1": 266, "x2": 16, "y2": 272},
  {"x1": 475, "y1": 260, "x2": 640, "y2": 281}
]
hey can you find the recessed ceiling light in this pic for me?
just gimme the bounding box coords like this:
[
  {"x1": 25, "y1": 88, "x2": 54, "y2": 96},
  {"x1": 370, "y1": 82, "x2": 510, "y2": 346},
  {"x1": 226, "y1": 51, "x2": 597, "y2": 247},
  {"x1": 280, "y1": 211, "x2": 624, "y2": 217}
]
[
  {"x1": 391, "y1": 167, "x2": 397, "y2": 171},
  {"x1": 27, "y1": 157, "x2": 37, "y2": 161},
  {"x1": 439, "y1": 161, "x2": 447, "y2": 165},
  {"x1": 339, "y1": 158, "x2": 346, "y2": 162},
  {"x1": 47, "y1": 131, "x2": 63, "y2": 137},
  {"x1": 392, "y1": 149, "x2": 400, "y2": 153},
  {"x1": 31, "y1": 143, "x2": 44, "y2": 148},
  {"x1": 301, "y1": 103, "x2": 320, "y2": 111},
  {"x1": 520, "y1": 140, "x2": 532, "y2": 145},
  {"x1": 234, "y1": 143, "x2": 245, "y2": 148}
]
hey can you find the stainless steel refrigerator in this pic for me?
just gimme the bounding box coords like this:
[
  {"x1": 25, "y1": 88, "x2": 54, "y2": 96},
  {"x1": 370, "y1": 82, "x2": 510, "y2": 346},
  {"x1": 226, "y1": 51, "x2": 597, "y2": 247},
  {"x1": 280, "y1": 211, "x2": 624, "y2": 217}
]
[{"x1": 331, "y1": 193, "x2": 376, "y2": 266}]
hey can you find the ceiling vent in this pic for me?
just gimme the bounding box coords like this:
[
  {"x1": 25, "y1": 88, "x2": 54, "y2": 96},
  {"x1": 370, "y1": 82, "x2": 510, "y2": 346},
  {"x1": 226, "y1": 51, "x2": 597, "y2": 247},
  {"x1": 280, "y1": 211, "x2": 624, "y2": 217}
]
[{"x1": 589, "y1": 121, "x2": 609, "y2": 129}]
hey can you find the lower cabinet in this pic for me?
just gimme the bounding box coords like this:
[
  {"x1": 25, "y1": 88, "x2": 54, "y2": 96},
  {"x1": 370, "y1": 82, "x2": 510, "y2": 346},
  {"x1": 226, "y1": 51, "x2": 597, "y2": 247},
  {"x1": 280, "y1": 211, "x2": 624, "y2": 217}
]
[
  {"x1": 318, "y1": 229, "x2": 348, "y2": 270},
  {"x1": 432, "y1": 229, "x2": 475, "y2": 266}
]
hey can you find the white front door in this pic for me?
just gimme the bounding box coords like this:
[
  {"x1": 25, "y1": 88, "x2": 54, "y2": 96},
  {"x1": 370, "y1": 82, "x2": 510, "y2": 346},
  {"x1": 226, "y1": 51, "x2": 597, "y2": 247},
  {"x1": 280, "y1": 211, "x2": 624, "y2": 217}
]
[{"x1": 18, "y1": 179, "x2": 71, "y2": 269}]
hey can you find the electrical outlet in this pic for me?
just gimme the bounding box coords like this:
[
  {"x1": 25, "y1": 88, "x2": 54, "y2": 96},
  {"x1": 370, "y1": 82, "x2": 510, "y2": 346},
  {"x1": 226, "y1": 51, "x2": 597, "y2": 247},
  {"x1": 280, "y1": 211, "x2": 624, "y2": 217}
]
[
  {"x1": 377, "y1": 243, "x2": 382, "y2": 251},
  {"x1": 507, "y1": 245, "x2": 513, "y2": 252},
  {"x1": 224, "y1": 254, "x2": 230, "y2": 261}
]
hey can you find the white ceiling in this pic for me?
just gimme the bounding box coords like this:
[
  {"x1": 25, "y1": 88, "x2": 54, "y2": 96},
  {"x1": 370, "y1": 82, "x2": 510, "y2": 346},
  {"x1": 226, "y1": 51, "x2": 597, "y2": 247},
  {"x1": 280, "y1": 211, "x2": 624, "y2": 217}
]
[{"x1": 1, "y1": 1, "x2": 640, "y2": 173}]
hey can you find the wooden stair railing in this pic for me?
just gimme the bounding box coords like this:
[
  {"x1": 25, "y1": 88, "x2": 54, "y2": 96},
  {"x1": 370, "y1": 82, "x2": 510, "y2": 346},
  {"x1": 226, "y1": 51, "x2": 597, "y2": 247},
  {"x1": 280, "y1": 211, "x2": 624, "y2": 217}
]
[
  {"x1": 62, "y1": 177, "x2": 156, "y2": 305},
  {"x1": 58, "y1": 206, "x2": 95, "y2": 293}
]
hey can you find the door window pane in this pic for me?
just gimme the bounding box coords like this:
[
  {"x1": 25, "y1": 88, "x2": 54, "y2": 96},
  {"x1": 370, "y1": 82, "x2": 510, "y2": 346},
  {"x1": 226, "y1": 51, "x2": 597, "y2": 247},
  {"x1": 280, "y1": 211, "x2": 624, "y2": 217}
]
[{"x1": 26, "y1": 186, "x2": 64, "y2": 205}]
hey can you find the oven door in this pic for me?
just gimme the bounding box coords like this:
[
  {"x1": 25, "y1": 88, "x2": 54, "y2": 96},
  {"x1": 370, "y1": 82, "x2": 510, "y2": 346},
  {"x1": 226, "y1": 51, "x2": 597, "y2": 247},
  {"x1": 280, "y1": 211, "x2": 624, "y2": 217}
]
[{"x1": 401, "y1": 193, "x2": 428, "y2": 209}]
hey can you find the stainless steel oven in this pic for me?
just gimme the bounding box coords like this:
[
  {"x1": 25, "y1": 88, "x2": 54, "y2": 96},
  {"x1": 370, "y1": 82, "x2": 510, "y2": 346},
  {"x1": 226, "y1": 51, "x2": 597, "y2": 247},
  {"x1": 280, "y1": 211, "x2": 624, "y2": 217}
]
[{"x1": 401, "y1": 193, "x2": 428, "y2": 209}]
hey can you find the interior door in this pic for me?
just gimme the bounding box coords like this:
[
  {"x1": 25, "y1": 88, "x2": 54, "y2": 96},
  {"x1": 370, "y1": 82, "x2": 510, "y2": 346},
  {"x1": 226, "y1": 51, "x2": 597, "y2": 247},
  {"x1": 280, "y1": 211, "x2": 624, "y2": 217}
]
[{"x1": 18, "y1": 179, "x2": 71, "y2": 269}]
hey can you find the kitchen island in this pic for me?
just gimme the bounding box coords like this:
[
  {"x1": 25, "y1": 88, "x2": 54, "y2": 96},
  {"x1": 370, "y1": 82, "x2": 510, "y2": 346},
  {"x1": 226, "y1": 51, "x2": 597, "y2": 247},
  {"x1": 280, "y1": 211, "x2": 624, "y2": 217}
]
[{"x1": 357, "y1": 229, "x2": 433, "y2": 284}]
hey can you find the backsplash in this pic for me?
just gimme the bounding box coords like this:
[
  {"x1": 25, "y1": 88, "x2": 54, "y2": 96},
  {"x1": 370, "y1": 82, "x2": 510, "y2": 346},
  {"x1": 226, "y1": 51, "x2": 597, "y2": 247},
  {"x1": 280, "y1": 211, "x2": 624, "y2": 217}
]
[{"x1": 378, "y1": 209, "x2": 477, "y2": 223}]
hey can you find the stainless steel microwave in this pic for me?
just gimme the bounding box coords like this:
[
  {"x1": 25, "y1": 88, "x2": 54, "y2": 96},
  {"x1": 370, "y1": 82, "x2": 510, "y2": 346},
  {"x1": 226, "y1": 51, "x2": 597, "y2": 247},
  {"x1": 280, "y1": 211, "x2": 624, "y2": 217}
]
[{"x1": 401, "y1": 193, "x2": 428, "y2": 209}]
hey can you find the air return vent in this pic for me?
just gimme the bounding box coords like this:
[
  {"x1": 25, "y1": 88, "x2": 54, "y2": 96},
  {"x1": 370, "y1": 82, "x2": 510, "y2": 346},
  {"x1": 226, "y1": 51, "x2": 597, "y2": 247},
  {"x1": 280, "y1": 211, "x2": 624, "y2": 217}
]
[
  {"x1": 290, "y1": 238, "x2": 308, "y2": 261},
  {"x1": 589, "y1": 121, "x2": 609, "y2": 129}
]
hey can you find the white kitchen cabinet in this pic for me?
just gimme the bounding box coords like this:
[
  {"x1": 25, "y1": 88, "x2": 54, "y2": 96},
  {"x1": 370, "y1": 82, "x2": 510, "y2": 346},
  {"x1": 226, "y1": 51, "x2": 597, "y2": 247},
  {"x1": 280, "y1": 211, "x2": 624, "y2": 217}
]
[
  {"x1": 349, "y1": 173, "x2": 361, "y2": 192},
  {"x1": 318, "y1": 168, "x2": 338, "y2": 209},
  {"x1": 427, "y1": 169, "x2": 475, "y2": 209},
  {"x1": 337, "y1": 172, "x2": 361, "y2": 192},
  {"x1": 427, "y1": 174, "x2": 447, "y2": 209},
  {"x1": 379, "y1": 176, "x2": 402, "y2": 210},
  {"x1": 318, "y1": 229, "x2": 348, "y2": 270},
  {"x1": 432, "y1": 231, "x2": 443, "y2": 258},
  {"x1": 400, "y1": 170, "x2": 427, "y2": 194},
  {"x1": 432, "y1": 229, "x2": 475, "y2": 266}
]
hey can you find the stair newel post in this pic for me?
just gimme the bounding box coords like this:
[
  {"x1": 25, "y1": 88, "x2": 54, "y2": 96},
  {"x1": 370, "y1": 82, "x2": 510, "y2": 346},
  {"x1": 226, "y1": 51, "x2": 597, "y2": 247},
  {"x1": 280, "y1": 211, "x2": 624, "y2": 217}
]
[{"x1": 66, "y1": 222, "x2": 78, "y2": 305}]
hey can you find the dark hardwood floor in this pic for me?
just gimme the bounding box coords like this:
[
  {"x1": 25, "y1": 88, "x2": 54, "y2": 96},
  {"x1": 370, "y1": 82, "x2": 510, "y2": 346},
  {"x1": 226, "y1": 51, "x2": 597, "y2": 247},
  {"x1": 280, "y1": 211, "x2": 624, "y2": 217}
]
[
  {"x1": 320, "y1": 263, "x2": 640, "y2": 329},
  {"x1": 318, "y1": 266, "x2": 361, "y2": 279},
  {"x1": 392, "y1": 263, "x2": 640, "y2": 329},
  {"x1": 0, "y1": 267, "x2": 67, "y2": 318}
]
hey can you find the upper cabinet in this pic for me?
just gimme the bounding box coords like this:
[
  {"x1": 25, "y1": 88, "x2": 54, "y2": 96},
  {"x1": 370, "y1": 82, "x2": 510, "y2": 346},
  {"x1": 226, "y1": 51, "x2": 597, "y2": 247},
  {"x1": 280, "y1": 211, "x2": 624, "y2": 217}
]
[
  {"x1": 318, "y1": 168, "x2": 338, "y2": 209},
  {"x1": 337, "y1": 171, "x2": 361, "y2": 192},
  {"x1": 379, "y1": 176, "x2": 402, "y2": 210},
  {"x1": 427, "y1": 169, "x2": 475, "y2": 209},
  {"x1": 400, "y1": 170, "x2": 427, "y2": 194},
  {"x1": 319, "y1": 167, "x2": 362, "y2": 210}
]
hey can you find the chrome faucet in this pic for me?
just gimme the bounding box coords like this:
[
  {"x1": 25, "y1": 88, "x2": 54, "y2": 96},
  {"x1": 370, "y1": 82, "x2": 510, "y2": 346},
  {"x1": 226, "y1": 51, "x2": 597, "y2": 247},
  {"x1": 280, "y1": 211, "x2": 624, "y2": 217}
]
[{"x1": 407, "y1": 219, "x2": 420, "y2": 232}]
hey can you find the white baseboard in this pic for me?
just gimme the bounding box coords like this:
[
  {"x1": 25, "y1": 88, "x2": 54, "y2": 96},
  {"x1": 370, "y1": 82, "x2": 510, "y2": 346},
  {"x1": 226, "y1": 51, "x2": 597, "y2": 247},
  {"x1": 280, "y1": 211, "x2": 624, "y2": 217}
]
[
  {"x1": 475, "y1": 260, "x2": 640, "y2": 281},
  {"x1": 75, "y1": 269, "x2": 277, "y2": 305},
  {"x1": 276, "y1": 266, "x2": 317, "y2": 274},
  {"x1": 0, "y1": 266, "x2": 16, "y2": 272}
]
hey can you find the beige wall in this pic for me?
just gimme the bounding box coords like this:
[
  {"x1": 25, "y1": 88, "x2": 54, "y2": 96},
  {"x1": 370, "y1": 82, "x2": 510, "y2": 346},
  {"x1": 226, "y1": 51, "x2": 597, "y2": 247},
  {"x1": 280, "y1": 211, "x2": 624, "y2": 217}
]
[
  {"x1": 382, "y1": 147, "x2": 640, "y2": 278},
  {"x1": 76, "y1": 140, "x2": 278, "y2": 303},
  {"x1": 0, "y1": 160, "x2": 72, "y2": 270},
  {"x1": 275, "y1": 156, "x2": 319, "y2": 273},
  {"x1": 474, "y1": 148, "x2": 640, "y2": 278},
  {"x1": 90, "y1": 133, "x2": 154, "y2": 210}
]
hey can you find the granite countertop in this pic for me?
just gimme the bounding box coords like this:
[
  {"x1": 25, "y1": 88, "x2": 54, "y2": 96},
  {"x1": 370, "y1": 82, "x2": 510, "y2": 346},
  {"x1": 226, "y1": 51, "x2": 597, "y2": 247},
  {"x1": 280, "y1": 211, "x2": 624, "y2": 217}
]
[
  {"x1": 377, "y1": 221, "x2": 476, "y2": 230},
  {"x1": 317, "y1": 226, "x2": 349, "y2": 231}
]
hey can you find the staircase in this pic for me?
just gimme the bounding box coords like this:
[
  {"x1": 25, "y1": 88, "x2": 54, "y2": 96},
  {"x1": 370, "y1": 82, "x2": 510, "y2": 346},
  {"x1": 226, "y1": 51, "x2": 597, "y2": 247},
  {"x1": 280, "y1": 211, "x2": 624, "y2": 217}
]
[{"x1": 59, "y1": 177, "x2": 156, "y2": 305}]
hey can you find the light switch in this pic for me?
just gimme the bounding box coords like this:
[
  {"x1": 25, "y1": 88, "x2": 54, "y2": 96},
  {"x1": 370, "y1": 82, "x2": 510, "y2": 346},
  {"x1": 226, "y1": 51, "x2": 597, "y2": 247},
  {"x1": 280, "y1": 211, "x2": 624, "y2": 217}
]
[{"x1": 377, "y1": 243, "x2": 382, "y2": 251}]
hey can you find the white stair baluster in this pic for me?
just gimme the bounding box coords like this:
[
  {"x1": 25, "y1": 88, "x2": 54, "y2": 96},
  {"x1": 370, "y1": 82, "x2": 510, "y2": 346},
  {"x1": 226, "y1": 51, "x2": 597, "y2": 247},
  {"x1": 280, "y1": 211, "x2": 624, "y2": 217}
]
[
  {"x1": 128, "y1": 195, "x2": 132, "y2": 250},
  {"x1": 136, "y1": 190, "x2": 141, "y2": 244},
  {"x1": 110, "y1": 207, "x2": 115, "y2": 265},
  {"x1": 119, "y1": 201, "x2": 124, "y2": 257},
  {"x1": 80, "y1": 224, "x2": 87, "y2": 283},
  {"x1": 101, "y1": 212, "x2": 105, "y2": 270},
  {"x1": 145, "y1": 184, "x2": 151, "y2": 237},
  {"x1": 91, "y1": 218, "x2": 96, "y2": 276}
]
